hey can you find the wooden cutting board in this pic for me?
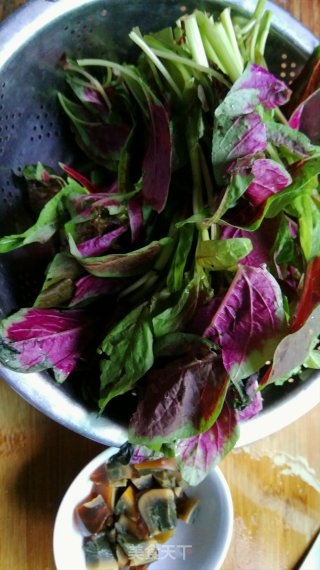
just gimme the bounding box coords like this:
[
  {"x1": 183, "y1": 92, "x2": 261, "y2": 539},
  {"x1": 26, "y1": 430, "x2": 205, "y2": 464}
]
[{"x1": 0, "y1": 1, "x2": 319, "y2": 569}]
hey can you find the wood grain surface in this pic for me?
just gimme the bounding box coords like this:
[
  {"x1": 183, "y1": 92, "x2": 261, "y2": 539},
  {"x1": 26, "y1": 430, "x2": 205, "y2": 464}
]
[{"x1": 0, "y1": 1, "x2": 319, "y2": 570}]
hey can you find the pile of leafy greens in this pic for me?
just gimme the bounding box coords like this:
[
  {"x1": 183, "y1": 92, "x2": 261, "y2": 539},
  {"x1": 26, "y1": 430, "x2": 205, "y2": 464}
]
[{"x1": 0, "y1": 0, "x2": 319, "y2": 485}]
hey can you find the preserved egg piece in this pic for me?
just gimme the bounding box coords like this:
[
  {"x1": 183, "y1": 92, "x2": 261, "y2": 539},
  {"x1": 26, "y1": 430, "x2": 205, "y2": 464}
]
[
  {"x1": 117, "y1": 536, "x2": 158, "y2": 567},
  {"x1": 154, "y1": 529, "x2": 174, "y2": 544},
  {"x1": 131, "y1": 475, "x2": 154, "y2": 490},
  {"x1": 115, "y1": 544, "x2": 129, "y2": 569},
  {"x1": 177, "y1": 496, "x2": 199, "y2": 523},
  {"x1": 92, "y1": 482, "x2": 117, "y2": 511},
  {"x1": 114, "y1": 485, "x2": 137, "y2": 518},
  {"x1": 152, "y1": 469, "x2": 182, "y2": 488},
  {"x1": 77, "y1": 494, "x2": 112, "y2": 534},
  {"x1": 138, "y1": 489, "x2": 177, "y2": 536},
  {"x1": 84, "y1": 532, "x2": 118, "y2": 570},
  {"x1": 115, "y1": 513, "x2": 149, "y2": 541},
  {"x1": 133, "y1": 458, "x2": 177, "y2": 475}
]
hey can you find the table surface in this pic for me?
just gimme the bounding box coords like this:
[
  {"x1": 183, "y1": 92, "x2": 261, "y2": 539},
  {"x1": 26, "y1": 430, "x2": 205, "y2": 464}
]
[{"x1": 0, "y1": 1, "x2": 320, "y2": 569}]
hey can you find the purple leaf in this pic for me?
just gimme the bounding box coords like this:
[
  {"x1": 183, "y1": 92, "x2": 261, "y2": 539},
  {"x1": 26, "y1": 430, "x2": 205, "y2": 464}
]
[
  {"x1": 268, "y1": 304, "x2": 320, "y2": 385},
  {"x1": 142, "y1": 98, "x2": 172, "y2": 213},
  {"x1": 174, "y1": 399, "x2": 239, "y2": 486},
  {"x1": 228, "y1": 113, "x2": 267, "y2": 160},
  {"x1": 129, "y1": 347, "x2": 229, "y2": 445},
  {"x1": 213, "y1": 65, "x2": 291, "y2": 184},
  {"x1": 231, "y1": 114, "x2": 267, "y2": 158},
  {"x1": 188, "y1": 297, "x2": 222, "y2": 336},
  {"x1": 69, "y1": 275, "x2": 124, "y2": 307},
  {"x1": 65, "y1": 72, "x2": 111, "y2": 120},
  {"x1": 129, "y1": 445, "x2": 165, "y2": 464},
  {"x1": 84, "y1": 123, "x2": 131, "y2": 161},
  {"x1": 204, "y1": 266, "x2": 286, "y2": 382},
  {"x1": 128, "y1": 193, "x2": 143, "y2": 243},
  {"x1": 76, "y1": 225, "x2": 127, "y2": 258},
  {"x1": 260, "y1": 256, "x2": 320, "y2": 387},
  {"x1": 79, "y1": 86, "x2": 112, "y2": 120},
  {"x1": 236, "y1": 376, "x2": 263, "y2": 421},
  {"x1": 83, "y1": 86, "x2": 109, "y2": 110},
  {"x1": 233, "y1": 63, "x2": 291, "y2": 110},
  {"x1": 225, "y1": 156, "x2": 320, "y2": 232},
  {"x1": 289, "y1": 89, "x2": 320, "y2": 145},
  {"x1": 289, "y1": 105, "x2": 303, "y2": 130},
  {"x1": 245, "y1": 159, "x2": 292, "y2": 206},
  {"x1": 105, "y1": 442, "x2": 166, "y2": 467},
  {"x1": 0, "y1": 308, "x2": 95, "y2": 382}
]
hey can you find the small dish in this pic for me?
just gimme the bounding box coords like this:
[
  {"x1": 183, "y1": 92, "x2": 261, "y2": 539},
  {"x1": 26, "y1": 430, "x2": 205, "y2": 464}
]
[{"x1": 53, "y1": 448, "x2": 233, "y2": 570}]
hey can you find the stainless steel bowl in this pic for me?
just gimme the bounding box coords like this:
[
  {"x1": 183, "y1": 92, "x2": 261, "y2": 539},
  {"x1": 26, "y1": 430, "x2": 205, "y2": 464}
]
[{"x1": 0, "y1": 0, "x2": 319, "y2": 447}]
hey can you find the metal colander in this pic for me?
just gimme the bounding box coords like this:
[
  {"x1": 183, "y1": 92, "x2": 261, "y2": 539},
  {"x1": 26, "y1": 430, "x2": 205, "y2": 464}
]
[{"x1": 0, "y1": 0, "x2": 318, "y2": 446}]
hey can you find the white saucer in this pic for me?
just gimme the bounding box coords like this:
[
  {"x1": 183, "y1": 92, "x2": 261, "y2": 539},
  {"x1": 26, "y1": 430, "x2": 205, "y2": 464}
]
[{"x1": 53, "y1": 448, "x2": 233, "y2": 570}]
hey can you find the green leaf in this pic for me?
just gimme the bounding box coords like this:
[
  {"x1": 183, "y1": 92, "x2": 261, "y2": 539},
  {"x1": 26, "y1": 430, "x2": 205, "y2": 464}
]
[
  {"x1": 214, "y1": 171, "x2": 253, "y2": 221},
  {"x1": 69, "y1": 235, "x2": 172, "y2": 277},
  {"x1": 167, "y1": 224, "x2": 194, "y2": 293},
  {"x1": 196, "y1": 237, "x2": 252, "y2": 270},
  {"x1": 293, "y1": 194, "x2": 320, "y2": 261},
  {"x1": 186, "y1": 102, "x2": 204, "y2": 152},
  {"x1": 154, "y1": 332, "x2": 213, "y2": 358},
  {"x1": 303, "y1": 349, "x2": 320, "y2": 369},
  {"x1": 34, "y1": 252, "x2": 83, "y2": 308},
  {"x1": 175, "y1": 211, "x2": 207, "y2": 228},
  {"x1": 0, "y1": 181, "x2": 87, "y2": 253},
  {"x1": 99, "y1": 303, "x2": 154, "y2": 410},
  {"x1": 272, "y1": 215, "x2": 297, "y2": 266},
  {"x1": 266, "y1": 121, "x2": 316, "y2": 159},
  {"x1": 200, "y1": 168, "x2": 253, "y2": 228},
  {"x1": 152, "y1": 276, "x2": 202, "y2": 338}
]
